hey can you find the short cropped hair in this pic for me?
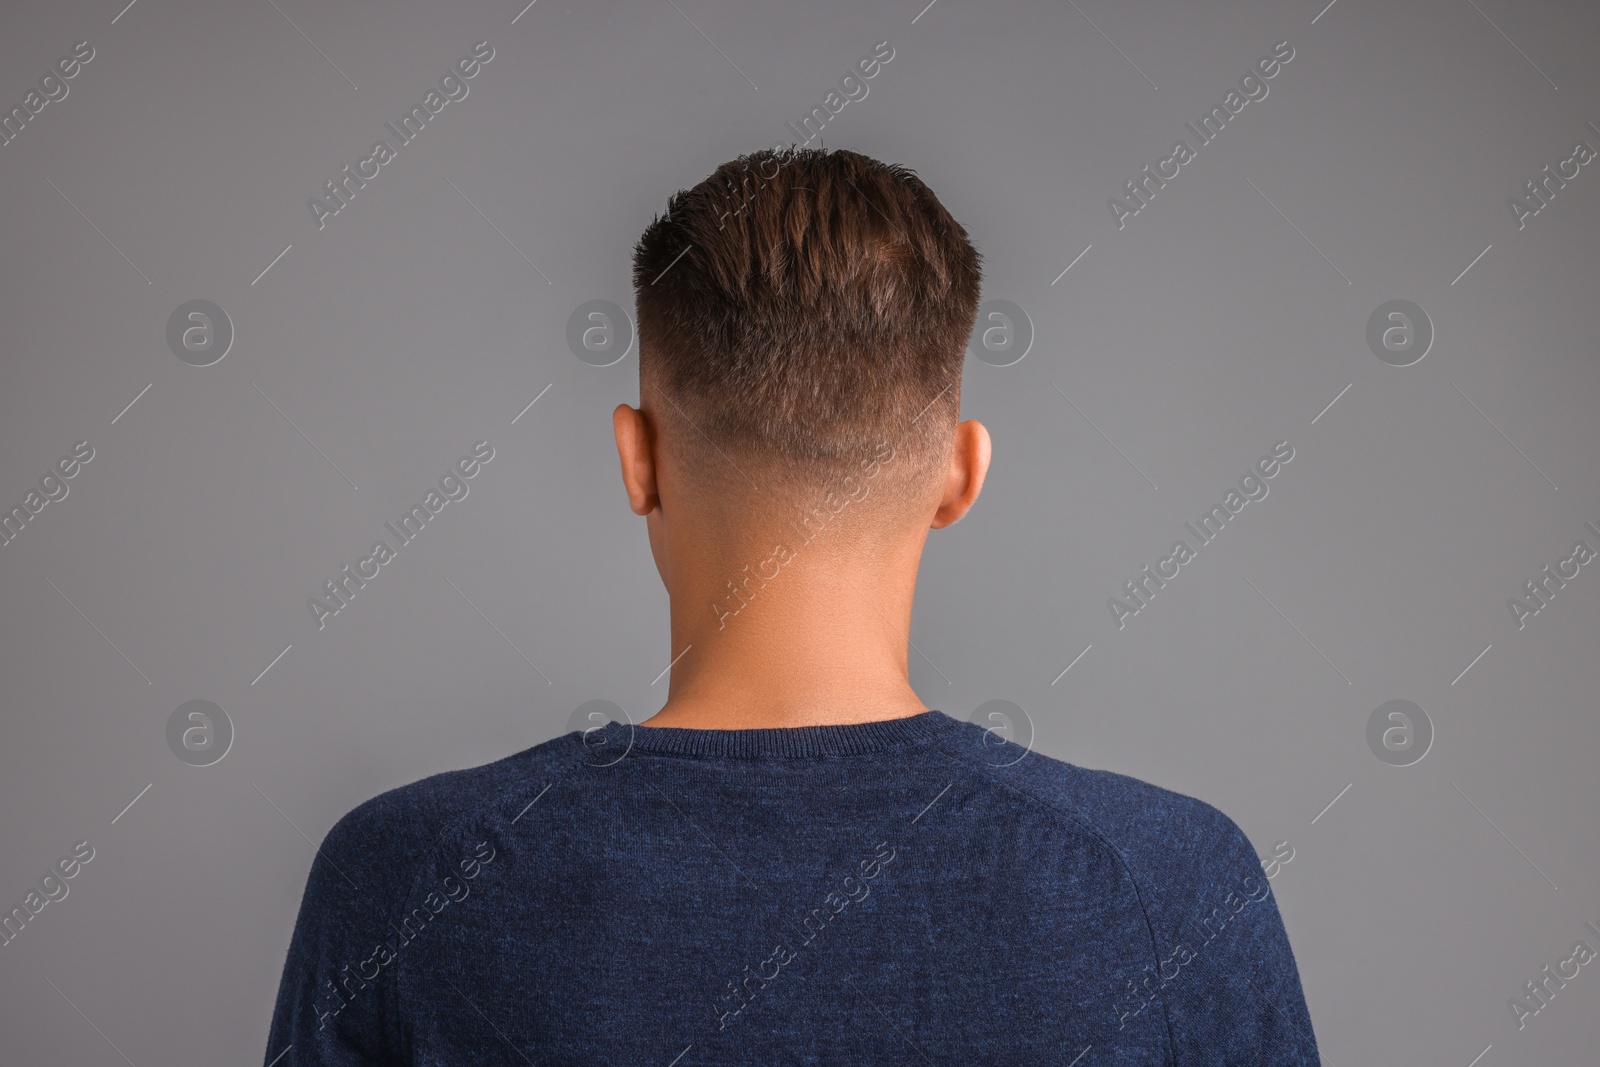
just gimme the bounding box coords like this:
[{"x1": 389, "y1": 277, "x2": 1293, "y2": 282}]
[{"x1": 632, "y1": 147, "x2": 981, "y2": 488}]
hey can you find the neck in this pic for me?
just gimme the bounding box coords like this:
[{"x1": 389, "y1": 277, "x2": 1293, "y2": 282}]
[{"x1": 644, "y1": 525, "x2": 932, "y2": 730}]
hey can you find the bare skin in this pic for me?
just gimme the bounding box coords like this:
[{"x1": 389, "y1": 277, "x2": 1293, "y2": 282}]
[{"x1": 612, "y1": 396, "x2": 991, "y2": 731}]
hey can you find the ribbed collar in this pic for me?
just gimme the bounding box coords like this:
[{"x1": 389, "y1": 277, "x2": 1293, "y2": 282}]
[{"x1": 593, "y1": 708, "x2": 961, "y2": 759}]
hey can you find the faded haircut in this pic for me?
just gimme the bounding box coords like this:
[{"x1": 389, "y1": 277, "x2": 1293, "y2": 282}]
[{"x1": 632, "y1": 147, "x2": 981, "y2": 493}]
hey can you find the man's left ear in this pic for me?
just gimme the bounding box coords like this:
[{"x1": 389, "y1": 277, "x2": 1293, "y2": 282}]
[{"x1": 931, "y1": 420, "x2": 990, "y2": 529}]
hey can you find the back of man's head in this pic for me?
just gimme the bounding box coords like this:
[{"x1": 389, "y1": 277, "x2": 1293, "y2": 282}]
[{"x1": 632, "y1": 147, "x2": 982, "y2": 521}]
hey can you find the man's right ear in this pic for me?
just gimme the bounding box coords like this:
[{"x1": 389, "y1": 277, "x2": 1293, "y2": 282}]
[{"x1": 612, "y1": 403, "x2": 660, "y2": 516}]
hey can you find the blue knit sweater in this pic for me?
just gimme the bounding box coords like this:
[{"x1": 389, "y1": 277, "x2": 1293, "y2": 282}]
[{"x1": 264, "y1": 709, "x2": 1319, "y2": 1064}]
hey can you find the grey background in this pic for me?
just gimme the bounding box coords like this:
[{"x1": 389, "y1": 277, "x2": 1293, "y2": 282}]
[{"x1": 1, "y1": 0, "x2": 1597, "y2": 1062}]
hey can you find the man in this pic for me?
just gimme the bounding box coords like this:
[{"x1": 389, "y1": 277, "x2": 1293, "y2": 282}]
[{"x1": 265, "y1": 147, "x2": 1320, "y2": 1064}]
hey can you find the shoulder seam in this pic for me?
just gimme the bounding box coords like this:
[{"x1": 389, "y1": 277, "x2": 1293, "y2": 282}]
[
  {"x1": 381, "y1": 736, "x2": 587, "y2": 1055},
  {"x1": 930, "y1": 739, "x2": 1182, "y2": 1063}
]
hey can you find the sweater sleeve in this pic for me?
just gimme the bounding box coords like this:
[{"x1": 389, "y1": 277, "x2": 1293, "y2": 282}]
[
  {"x1": 261, "y1": 797, "x2": 417, "y2": 1066},
  {"x1": 1132, "y1": 803, "x2": 1320, "y2": 1066}
]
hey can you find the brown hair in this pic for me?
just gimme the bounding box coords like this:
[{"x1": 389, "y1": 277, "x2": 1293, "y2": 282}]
[{"x1": 632, "y1": 147, "x2": 981, "y2": 491}]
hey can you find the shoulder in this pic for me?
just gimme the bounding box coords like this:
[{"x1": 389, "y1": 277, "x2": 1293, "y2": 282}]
[
  {"x1": 266, "y1": 736, "x2": 586, "y2": 1059},
  {"x1": 934, "y1": 722, "x2": 1265, "y2": 908},
  {"x1": 1039, "y1": 759, "x2": 1257, "y2": 878},
  {"x1": 313, "y1": 731, "x2": 584, "y2": 897},
  {"x1": 934, "y1": 723, "x2": 1316, "y2": 1059}
]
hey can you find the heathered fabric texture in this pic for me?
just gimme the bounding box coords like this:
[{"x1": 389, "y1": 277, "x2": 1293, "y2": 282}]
[{"x1": 265, "y1": 710, "x2": 1319, "y2": 1065}]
